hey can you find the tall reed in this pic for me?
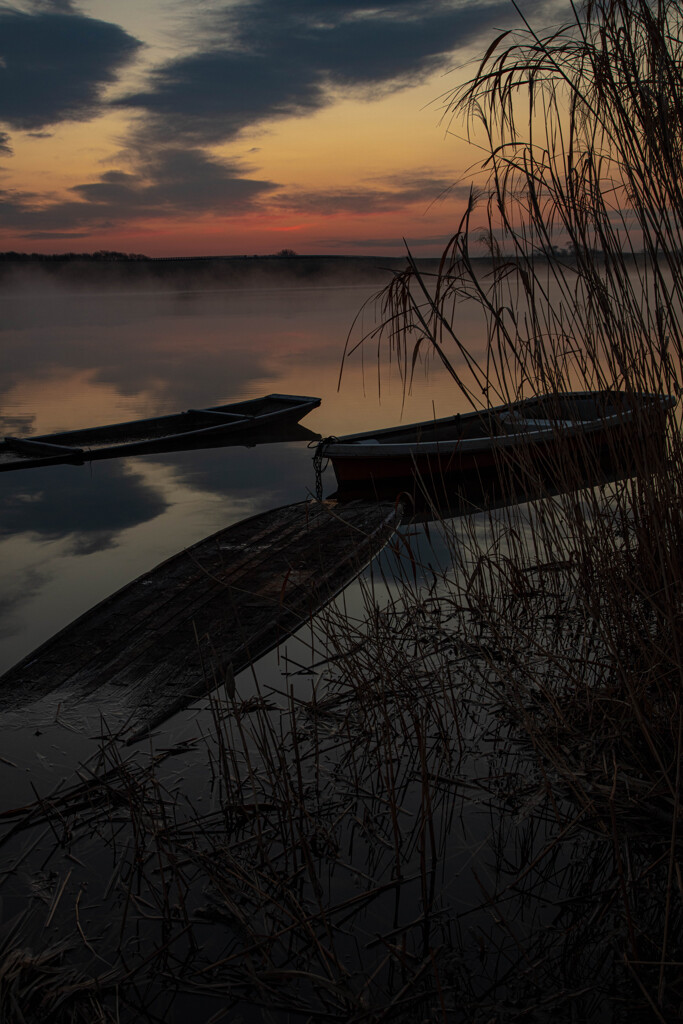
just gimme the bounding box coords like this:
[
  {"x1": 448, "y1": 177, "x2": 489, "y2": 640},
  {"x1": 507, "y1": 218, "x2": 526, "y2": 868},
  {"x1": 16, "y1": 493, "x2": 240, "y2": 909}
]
[
  {"x1": 2, "y1": 3, "x2": 682, "y2": 1020},
  {"x1": 343, "y1": 0, "x2": 683, "y2": 1012}
]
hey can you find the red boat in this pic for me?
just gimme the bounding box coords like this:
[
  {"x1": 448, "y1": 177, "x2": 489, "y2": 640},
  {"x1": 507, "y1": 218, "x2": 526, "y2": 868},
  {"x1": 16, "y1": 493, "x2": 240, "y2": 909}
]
[{"x1": 321, "y1": 390, "x2": 676, "y2": 493}]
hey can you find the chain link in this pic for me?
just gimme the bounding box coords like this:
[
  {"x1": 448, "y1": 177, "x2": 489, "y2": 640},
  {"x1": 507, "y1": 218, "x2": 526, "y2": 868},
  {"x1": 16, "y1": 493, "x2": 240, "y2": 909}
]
[{"x1": 309, "y1": 437, "x2": 337, "y2": 501}]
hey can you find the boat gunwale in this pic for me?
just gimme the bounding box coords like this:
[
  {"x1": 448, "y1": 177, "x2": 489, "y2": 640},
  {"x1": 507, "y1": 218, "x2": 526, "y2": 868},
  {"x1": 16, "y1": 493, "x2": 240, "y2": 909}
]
[
  {"x1": 0, "y1": 393, "x2": 321, "y2": 470},
  {"x1": 9, "y1": 392, "x2": 320, "y2": 445},
  {"x1": 325, "y1": 390, "x2": 676, "y2": 459}
]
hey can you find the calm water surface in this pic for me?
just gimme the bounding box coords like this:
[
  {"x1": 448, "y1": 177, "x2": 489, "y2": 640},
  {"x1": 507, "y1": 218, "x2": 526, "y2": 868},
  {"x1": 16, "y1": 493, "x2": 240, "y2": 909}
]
[
  {"x1": 0, "y1": 273, "x2": 646, "y2": 1023},
  {"x1": 0, "y1": 278, "x2": 482, "y2": 675},
  {"x1": 0, "y1": 274, "x2": 485, "y2": 797}
]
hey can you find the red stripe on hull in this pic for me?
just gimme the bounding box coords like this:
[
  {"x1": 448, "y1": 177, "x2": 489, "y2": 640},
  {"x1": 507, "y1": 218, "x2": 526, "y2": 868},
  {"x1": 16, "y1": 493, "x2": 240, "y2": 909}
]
[
  {"x1": 330, "y1": 424, "x2": 640, "y2": 486},
  {"x1": 332, "y1": 448, "x2": 498, "y2": 483}
]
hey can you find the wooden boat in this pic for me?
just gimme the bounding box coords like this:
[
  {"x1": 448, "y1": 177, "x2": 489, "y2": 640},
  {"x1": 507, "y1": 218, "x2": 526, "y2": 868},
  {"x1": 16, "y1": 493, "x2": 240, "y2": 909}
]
[
  {"x1": 0, "y1": 499, "x2": 398, "y2": 740},
  {"x1": 0, "y1": 393, "x2": 321, "y2": 472},
  {"x1": 322, "y1": 390, "x2": 677, "y2": 492}
]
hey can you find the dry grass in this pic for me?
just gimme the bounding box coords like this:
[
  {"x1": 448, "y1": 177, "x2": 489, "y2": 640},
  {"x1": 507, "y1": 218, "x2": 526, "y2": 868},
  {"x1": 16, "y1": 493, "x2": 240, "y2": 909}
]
[
  {"x1": 340, "y1": 0, "x2": 683, "y2": 1014},
  {"x1": 0, "y1": 506, "x2": 681, "y2": 1021},
  {"x1": 1, "y1": 1, "x2": 682, "y2": 1020}
]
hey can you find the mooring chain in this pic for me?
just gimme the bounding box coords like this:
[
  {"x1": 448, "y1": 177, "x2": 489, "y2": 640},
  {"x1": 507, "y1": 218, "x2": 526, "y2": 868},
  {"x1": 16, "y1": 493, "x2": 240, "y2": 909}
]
[{"x1": 310, "y1": 436, "x2": 338, "y2": 501}]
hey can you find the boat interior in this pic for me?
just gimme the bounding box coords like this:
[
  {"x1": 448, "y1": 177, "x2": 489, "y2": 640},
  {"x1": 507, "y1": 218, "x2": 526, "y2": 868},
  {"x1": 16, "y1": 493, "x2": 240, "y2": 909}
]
[
  {"x1": 2, "y1": 395, "x2": 315, "y2": 452},
  {"x1": 346, "y1": 391, "x2": 645, "y2": 445}
]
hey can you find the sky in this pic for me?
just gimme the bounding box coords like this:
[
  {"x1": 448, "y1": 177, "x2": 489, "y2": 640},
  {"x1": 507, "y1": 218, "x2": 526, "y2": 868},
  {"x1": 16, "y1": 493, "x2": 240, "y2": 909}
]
[{"x1": 0, "y1": 0, "x2": 562, "y2": 257}]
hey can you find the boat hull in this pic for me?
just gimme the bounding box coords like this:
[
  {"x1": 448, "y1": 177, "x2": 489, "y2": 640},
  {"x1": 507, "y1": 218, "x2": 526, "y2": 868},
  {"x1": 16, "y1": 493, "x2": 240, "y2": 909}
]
[
  {"x1": 326, "y1": 391, "x2": 675, "y2": 496},
  {"x1": 0, "y1": 499, "x2": 398, "y2": 739},
  {"x1": 0, "y1": 393, "x2": 321, "y2": 472}
]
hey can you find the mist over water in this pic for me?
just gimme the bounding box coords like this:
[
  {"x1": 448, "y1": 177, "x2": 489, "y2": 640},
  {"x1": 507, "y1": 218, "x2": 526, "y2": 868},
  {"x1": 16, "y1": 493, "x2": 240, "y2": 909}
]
[
  {"x1": 0, "y1": 266, "x2": 484, "y2": 675},
  {"x1": 2, "y1": 253, "x2": 667, "y2": 676}
]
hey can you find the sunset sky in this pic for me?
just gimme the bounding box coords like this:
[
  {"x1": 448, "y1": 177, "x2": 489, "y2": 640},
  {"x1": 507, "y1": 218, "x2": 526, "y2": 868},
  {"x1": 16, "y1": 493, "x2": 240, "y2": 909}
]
[{"x1": 0, "y1": 0, "x2": 562, "y2": 257}]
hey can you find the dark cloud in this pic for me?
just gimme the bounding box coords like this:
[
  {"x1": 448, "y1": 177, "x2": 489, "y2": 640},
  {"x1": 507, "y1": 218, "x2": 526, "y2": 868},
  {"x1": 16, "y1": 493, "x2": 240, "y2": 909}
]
[
  {"x1": 0, "y1": 149, "x2": 277, "y2": 232},
  {"x1": 0, "y1": 132, "x2": 11, "y2": 154},
  {"x1": 275, "y1": 175, "x2": 473, "y2": 214},
  {"x1": 0, "y1": 565, "x2": 48, "y2": 641},
  {"x1": 0, "y1": 8, "x2": 141, "y2": 130},
  {"x1": 122, "y1": 50, "x2": 323, "y2": 146},
  {"x1": 21, "y1": 230, "x2": 91, "y2": 240},
  {"x1": 0, "y1": 462, "x2": 167, "y2": 553},
  {"x1": 72, "y1": 150, "x2": 276, "y2": 212},
  {"x1": 0, "y1": 165, "x2": 464, "y2": 238},
  {"x1": 0, "y1": 189, "x2": 116, "y2": 233},
  {"x1": 120, "y1": 0, "x2": 515, "y2": 145},
  {"x1": 328, "y1": 233, "x2": 456, "y2": 249},
  {"x1": 0, "y1": 1, "x2": 546, "y2": 240}
]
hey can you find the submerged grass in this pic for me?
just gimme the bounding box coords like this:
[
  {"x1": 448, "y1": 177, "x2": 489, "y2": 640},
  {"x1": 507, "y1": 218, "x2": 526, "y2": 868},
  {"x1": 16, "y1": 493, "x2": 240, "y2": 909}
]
[
  {"x1": 1, "y1": 0, "x2": 683, "y2": 1019},
  {"x1": 0, "y1": 498, "x2": 680, "y2": 1021},
  {"x1": 341, "y1": 0, "x2": 683, "y2": 1013}
]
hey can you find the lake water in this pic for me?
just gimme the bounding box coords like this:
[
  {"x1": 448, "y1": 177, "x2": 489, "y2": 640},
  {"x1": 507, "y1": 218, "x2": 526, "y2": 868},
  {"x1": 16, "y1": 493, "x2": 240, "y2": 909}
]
[
  {"x1": 0, "y1": 270, "x2": 486, "y2": 804},
  {"x1": 4, "y1": 255, "x2": 667, "y2": 681},
  {"x1": 0, "y1": 268, "x2": 664, "y2": 1022},
  {"x1": 0, "y1": 275, "x2": 481, "y2": 676},
  {"x1": 0, "y1": 272, "x2": 505, "y2": 1022}
]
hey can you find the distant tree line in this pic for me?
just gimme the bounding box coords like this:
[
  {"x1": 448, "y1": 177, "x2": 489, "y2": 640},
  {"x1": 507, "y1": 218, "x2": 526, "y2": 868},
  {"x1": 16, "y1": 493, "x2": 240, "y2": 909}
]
[
  {"x1": 0, "y1": 250, "x2": 150, "y2": 261},
  {"x1": 0, "y1": 249, "x2": 300, "y2": 262}
]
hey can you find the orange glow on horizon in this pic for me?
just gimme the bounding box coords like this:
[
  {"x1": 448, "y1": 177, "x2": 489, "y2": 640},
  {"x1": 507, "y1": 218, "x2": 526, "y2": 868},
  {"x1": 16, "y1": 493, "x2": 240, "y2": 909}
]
[
  {"x1": 0, "y1": 59, "x2": 480, "y2": 257},
  {"x1": 0, "y1": 196, "x2": 466, "y2": 257}
]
